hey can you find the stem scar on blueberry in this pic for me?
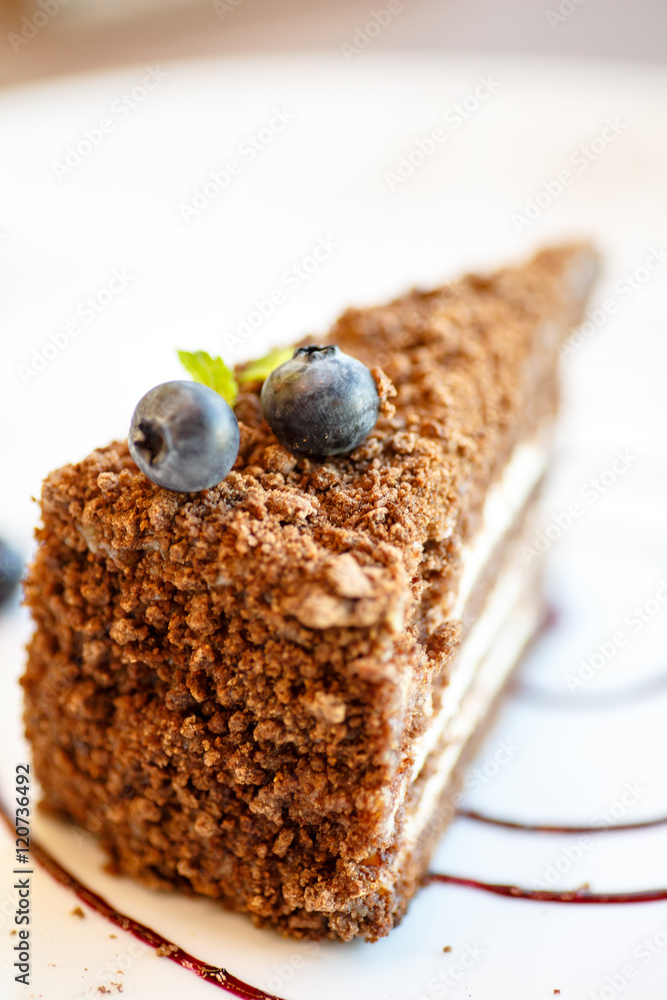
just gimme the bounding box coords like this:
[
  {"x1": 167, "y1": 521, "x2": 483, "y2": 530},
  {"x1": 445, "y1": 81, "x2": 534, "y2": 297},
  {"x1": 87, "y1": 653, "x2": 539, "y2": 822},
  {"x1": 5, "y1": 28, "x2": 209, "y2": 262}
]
[
  {"x1": 133, "y1": 420, "x2": 167, "y2": 466},
  {"x1": 294, "y1": 345, "x2": 336, "y2": 358},
  {"x1": 260, "y1": 344, "x2": 380, "y2": 459}
]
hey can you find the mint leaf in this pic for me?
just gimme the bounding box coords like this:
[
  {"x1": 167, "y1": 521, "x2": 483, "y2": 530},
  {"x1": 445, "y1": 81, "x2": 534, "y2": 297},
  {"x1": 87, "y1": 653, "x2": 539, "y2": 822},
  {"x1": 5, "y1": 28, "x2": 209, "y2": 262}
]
[
  {"x1": 177, "y1": 350, "x2": 238, "y2": 406},
  {"x1": 238, "y1": 346, "x2": 294, "y2": 384},
  {"x1": 178, "y1": 345, "x2": 295, "y2": 405}
]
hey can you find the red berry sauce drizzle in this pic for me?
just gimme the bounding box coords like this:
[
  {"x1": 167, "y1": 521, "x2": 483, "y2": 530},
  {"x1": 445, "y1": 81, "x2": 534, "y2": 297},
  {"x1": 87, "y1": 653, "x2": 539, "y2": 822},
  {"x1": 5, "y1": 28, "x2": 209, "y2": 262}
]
[
  {"x1": 430, "y1": 804, "x2": 667, "y2": 903},
  {"x1": 427, "y1": 873, "x2": 667, "y2": 905},
  {"x1": 456, "y1": 809, "x2": 667, "y2": 835},
  {"x1": 2, "y1": 680, "x2": 667, "y2": 998}
]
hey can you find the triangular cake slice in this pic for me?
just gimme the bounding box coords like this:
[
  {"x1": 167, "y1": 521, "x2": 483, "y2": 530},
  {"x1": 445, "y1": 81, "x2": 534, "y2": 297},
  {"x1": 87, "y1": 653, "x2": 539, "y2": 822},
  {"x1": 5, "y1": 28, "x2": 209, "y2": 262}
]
[{"x1": 23, "y1": 244, "x2": 599, "y2": 941}]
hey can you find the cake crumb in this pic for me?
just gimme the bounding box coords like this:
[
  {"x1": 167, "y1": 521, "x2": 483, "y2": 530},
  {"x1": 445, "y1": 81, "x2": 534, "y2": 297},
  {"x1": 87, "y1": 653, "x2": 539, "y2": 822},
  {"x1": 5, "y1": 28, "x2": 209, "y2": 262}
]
[
  {"x1": 97, "y1": 989, "x2": 110, "y2": 995},
  {"x1": 71, "y1": 906, "x2": 86, "y2": 918},
  {"x1": 156, "y1": 943, "x2": 179, "y2": 957},
  {"x1": 443, "y1": 945, "x2": 452, "y2": 952},
  {"x1": 109, "y1": 934, "x2": 117, "y2": 938},
  {"x1": 371, "y1": 365, "x2": 397, "y2": 419},
  {"x1": 97, "y1": 471, "x2": 120, "y2": 493},
  {"x1": 10, "y1": 929, "x2": 17, "y2": 935},
  {"x1": 110, "y1": 983, "x2": 124, "y2": 993}
]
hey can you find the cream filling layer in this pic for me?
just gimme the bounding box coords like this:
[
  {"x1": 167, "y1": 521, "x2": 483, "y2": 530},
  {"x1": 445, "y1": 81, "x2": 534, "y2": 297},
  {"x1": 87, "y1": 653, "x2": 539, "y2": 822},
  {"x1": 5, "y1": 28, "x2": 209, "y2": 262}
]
[
  {"x1": 385, "y1": 551, "x2": 532, "y2": 839},
  {"x1": 384, "y1": 439, "x2": 547, "y2": 839},
  {"x1": 401, "y1": 572, "x2": 539, "y2": 849},
  {"x1": 413, "y1": 548, "x2": 529, "y2": 786},
  {"x1": 452, "y1": 439, "x2": 547, "y2": 619}
]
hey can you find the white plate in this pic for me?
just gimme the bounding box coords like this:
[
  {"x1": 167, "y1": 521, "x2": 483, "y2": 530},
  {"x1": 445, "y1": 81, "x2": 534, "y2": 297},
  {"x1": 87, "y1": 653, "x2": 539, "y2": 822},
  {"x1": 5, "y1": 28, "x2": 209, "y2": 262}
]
[{"x1": 1, "y1": 52, "x2": 667, "y2": 1000}]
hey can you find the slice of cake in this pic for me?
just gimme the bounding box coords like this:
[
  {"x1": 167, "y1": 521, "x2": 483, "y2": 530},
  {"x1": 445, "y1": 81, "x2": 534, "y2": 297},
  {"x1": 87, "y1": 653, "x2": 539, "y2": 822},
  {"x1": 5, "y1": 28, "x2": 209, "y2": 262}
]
[{"x1": 22, "y1": 244, "x2": 598, "y2": 942}]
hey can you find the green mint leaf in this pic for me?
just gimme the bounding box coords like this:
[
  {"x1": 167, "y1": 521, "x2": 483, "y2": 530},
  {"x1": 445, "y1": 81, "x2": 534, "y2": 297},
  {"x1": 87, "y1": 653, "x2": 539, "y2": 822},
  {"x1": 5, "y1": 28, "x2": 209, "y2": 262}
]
[
  {"x1": 177, "y1": 350, "x2": 238, "y2": 406},
  {"x1": 237, "y1": 346, "x2": 295, "y2": 384}
]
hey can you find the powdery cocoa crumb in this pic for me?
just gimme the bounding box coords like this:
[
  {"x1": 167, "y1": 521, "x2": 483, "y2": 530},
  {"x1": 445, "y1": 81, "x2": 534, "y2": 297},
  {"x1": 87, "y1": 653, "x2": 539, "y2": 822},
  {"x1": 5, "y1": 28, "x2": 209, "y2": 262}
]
[
  {"x1": 371, "y1": 365, "x2": 397, "y2": 420},
  {"x1": 263, "y1": 444, "x2": 298, "y2": 475},
  {"x1": 97, "y1": 472, "x2": 119, "y2": 493},
  {"x1": 147, "y1": 493, "x2": 179, "y2": 530}
]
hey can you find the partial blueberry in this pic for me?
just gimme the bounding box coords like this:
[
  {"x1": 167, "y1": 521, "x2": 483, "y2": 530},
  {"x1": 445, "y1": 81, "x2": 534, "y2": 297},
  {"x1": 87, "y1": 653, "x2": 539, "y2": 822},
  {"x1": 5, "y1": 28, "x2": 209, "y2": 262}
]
[
  {"x1": 0, "y1": 539, "x2": 22, "y2": 609},
  {"x1": 129, "y1": 381, "x2": 240, "y2": 492},
  {"x1": 260, "y1": 345, "x2": 379, "y2": 458}
]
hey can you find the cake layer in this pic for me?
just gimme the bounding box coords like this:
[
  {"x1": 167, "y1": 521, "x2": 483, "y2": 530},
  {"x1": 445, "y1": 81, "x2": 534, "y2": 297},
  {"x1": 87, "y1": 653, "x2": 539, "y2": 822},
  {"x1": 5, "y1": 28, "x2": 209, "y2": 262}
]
[
  {"x1": 403, "y1": 545, "x2": 543, "y2": 851},
  {"x1": 23, "y1": 244, "x2": 599, "y2": 941},
  {"x1": 451, "y1": 437, "x2": 548, "y2": 619},
  {"x1": 382, "y1": 434, "x2": 547, "y2": 840},
  {"x1": 387, "y1": 578, "x2": 545, "y2": 933}
]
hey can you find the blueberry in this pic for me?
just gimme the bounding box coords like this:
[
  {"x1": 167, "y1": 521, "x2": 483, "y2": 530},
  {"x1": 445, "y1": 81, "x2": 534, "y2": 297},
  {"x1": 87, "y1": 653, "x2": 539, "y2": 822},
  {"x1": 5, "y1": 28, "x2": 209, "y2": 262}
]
[
  {"x1": 128, "y1": 381, "x2": 240, "y2": 492},
  {"x1": 260, "y1": 345, "x2": 379, "y2": 458},
  {"x1": 0, "y1": 539, "x2": 22, "y2": 609}
]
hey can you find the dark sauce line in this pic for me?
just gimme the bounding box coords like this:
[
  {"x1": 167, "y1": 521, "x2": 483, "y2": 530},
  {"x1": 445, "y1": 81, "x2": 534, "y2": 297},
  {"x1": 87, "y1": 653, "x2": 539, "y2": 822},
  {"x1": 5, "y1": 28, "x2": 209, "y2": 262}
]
[
  {"x1": 0, "y1": 803, "x2": 284, "y2": 1000},
  {"x1": 428, "y1": 873, "x2": 667, "y2": 904},
  {"x1": 456, "y1": 809, "x2": 667, "y2": 835}
]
